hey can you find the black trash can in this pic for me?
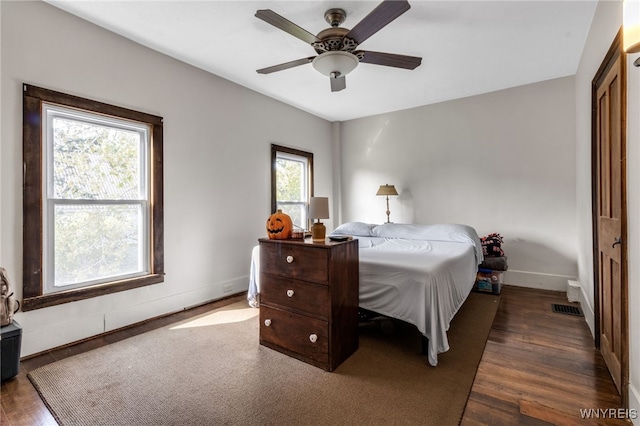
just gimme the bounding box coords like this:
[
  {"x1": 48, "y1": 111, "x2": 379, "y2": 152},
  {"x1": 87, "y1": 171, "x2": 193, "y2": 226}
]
[{"x1": 1, "y1": 320, "x2": 22, "y2": 381}]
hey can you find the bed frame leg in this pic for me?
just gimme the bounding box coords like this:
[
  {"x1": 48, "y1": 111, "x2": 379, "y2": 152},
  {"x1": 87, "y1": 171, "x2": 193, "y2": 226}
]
[{"x1": 421, "y1": 335, "x2": 428, "y2": 355}]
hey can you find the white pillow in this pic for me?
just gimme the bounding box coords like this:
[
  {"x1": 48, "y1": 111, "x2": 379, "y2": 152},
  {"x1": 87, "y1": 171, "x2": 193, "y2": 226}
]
[
  {"x1": 374, "y1": 222, "x2": 476, "y2": 240},
  {"x1": 329, "y1": 222, "x2": 378, "y2": 237}
]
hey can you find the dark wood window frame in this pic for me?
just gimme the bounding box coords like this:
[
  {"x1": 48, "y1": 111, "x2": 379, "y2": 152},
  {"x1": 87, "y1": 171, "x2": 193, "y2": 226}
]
[
  {"x1": 22, "y1": 84, "x2": 164, "y2": 311},
  {"x1": 270, "y1": 144, "x2": 314, "y2": 229}
]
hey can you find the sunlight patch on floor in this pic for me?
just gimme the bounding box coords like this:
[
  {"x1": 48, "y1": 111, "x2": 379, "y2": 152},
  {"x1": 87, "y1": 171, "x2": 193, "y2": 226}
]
[{"x1": 170, "y1": 307, "x2": 258, "y2": 330}]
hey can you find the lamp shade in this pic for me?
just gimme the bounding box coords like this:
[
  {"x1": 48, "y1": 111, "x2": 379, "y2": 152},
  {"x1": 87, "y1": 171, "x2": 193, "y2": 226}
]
[
  {"x1": 376, "y1": 184, "x2": 398, "y2": 196},
  {"x1": 624, "y1": 0, "x2": 640, "y2": 53},
  {"x1": 312, "y1": 51, "x2": 359, "y2": 77},
  {"x1": 309, "y1": 197, "x2": 330, "y2": 219}
]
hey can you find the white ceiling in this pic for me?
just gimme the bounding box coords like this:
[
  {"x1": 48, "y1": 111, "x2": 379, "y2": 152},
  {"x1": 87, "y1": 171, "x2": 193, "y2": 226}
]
[{"x1": 45, "y1": 0, "x2": 597, "y2": 122}]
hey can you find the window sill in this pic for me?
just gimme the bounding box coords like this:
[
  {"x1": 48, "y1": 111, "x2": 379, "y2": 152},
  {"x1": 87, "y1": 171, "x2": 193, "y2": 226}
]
[{"x1": 21, "y1": 274, "x2": 165, "y2": 311}]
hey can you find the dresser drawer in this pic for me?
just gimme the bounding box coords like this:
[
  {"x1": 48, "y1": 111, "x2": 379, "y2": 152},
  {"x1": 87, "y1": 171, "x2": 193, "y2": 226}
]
[
  {"x1": 260, "y1": 305, "x2": 328, "y2": 365},
  {"x1": 260, "y1": 242, "x2": 329, "y2": 284},
  {"x1": 260, "y1": 274, "x2": 330, "y2": 319}
]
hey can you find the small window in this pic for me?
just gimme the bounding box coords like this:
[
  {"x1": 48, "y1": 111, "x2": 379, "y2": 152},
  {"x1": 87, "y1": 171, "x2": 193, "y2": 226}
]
[
  {"x1": 22, "y1": 85, "x2": 164, "y2": 310},
  {"x1": 271, "y1": 145, "x2": 313, "y2": 230}
]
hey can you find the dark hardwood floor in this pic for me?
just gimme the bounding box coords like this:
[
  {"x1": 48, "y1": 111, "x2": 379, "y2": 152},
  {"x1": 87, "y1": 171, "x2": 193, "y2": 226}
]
[
  {"x1": 462, "y1": 286, "x2": 629, "y2": 425},
  {"x1": 1, "y1": 287, "x2": 628, "y2": 425}
]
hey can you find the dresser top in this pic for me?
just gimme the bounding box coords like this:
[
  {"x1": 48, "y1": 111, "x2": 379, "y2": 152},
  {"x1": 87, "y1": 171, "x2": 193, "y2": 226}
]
[{"x1": 258, "y1": 237, "x2": 355, "y2": 248}]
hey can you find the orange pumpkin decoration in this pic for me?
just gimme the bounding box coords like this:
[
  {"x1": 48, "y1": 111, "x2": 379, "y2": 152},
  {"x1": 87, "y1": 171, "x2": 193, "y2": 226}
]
[{"x1": 266, "y1": 209, "x2": 293, "y2": 239}]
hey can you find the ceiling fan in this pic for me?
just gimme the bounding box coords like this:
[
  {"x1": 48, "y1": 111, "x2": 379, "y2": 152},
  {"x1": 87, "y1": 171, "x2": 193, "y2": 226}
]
[{"x1": 255, "y1": 0, "x2": 422, "y2": 92}]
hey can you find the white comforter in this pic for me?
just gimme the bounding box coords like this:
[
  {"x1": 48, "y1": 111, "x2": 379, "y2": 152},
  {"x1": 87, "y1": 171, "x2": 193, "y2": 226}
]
[{"x1": 247, "y1": 222, "x2": 482, "y2": 366}]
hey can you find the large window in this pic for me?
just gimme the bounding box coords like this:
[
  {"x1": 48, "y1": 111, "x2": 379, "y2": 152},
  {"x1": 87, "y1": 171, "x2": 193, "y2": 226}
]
[
  {"x1": 22, "y1": 84, "x2": 164, "y2": 311},
  {"x1": 271, "y1": 145, "x2": 313, "y2": 230}
]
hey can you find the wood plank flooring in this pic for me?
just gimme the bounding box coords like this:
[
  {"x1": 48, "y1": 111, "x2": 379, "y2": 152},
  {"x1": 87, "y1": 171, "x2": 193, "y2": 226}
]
[
  {"x1": 462, "y1": 286, "x2": 629, "y2": 425},
  {"x1": 1, "y1": 287, "x2": 628, "y2": 425}
]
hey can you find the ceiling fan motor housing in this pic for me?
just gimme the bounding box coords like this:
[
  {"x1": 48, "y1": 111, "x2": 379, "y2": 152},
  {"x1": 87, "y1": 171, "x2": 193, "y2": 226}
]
[
  {"x1": 313, "y1": 27, "x2": 356, "y2": 53},
  {"x1": 324, "y1": 8, "x2": 347, "y2": 27}
]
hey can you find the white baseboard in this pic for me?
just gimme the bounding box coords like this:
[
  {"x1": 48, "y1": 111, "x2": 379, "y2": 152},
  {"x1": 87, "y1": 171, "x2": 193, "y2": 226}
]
[
  {"x1": 21, "y1": 313, "x2": 105, "y2": 357},
  {"x1": 20, "y1": 275, "x2": 250, "y2": 357},
  {"x1": 567, "y1": 280, "x2": 581, "y2": 302},
  {"x1": 104, "y1": 275, "x2": 249, "y2": 332},
  {"x1": 569, "y1": 279, "x2": 595, "y2": 338},
  {"x1": 503, "y1": 270, "x2": 576, "y2": 292}
]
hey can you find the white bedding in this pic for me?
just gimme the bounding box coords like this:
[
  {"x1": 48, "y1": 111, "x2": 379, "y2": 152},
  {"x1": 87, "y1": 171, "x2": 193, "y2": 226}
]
[{"x1": 247, "y1": 222, "x2": 483, "y2": 366}]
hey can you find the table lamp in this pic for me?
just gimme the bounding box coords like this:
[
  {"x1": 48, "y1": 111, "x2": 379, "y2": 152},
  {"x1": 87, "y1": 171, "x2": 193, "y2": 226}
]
[
  {"x1": 309, "y1": 197, "x2": 329, "y2": 243},
  {"x1": 376, "y1": 184, "x2": 398, "y2": 223}
]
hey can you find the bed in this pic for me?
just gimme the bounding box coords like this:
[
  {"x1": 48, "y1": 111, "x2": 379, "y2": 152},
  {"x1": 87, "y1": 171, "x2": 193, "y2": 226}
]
[{"x1": 248, "y1": 222, "x2": 483, "y2": 366}]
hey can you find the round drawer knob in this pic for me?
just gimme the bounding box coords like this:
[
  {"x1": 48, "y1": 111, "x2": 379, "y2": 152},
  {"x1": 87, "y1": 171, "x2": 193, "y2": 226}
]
[
  {"x1": 309, "y1": 334, "x2": 318, "y2": 343},
  {"x1": 264, "y1": 319, "x2": 272, "y2": 327},
  {"x1": 286, "y1": 255, "x2": 294, "y2": 264},
  {"x1": 286, "y1": 289, "x2": 294, "y2": 297}
]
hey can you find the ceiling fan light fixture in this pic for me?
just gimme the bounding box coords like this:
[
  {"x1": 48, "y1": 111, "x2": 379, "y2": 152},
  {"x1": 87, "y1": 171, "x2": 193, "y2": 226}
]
[{"x1": 312, "y1": 51, "x2": 359, "y2": 77}]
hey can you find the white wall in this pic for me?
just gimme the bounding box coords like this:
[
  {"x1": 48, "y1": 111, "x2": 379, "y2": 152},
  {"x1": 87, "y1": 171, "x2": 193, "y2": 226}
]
[
  {"x1": 0, "y1": 1, "x2": 334, "y2": 356},
  {"x1": 627, "y1": 51, "x2": 640, "y2": 423},
  {"x1": 339, "y1": 77, "x2": 578, "y2": 291},
  {"x1": 574, "y1": 0, "x2": 638, "y2": 419},
  {"x1": 627, "y1": 50, "x2": 640, "y2": 424}
]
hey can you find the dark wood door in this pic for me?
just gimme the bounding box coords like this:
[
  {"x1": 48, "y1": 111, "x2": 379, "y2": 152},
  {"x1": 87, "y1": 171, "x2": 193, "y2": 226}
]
[{"x1": 593, "y1": 32, "x2": 627, "y2": 399}]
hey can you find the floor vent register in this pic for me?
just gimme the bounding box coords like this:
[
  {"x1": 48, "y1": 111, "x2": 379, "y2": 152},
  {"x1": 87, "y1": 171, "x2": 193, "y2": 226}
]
[{"x1": 551, "y1": 303, "x2": 583, "y2": 317}]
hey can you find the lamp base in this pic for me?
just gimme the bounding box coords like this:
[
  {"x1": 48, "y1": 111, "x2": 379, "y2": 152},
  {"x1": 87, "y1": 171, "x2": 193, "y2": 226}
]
[{"x1": 311, "y1": 222, "x2": 326, "y2": 243}]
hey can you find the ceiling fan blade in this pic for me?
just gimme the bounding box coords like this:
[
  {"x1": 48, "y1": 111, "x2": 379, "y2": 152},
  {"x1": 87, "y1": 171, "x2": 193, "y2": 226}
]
[
  {"x1": 255, "y1": 9, "x2": 321, "y2": 45},
  {"x1": 330, "y1": 74, "x2": 346, "y2": 92},
  {"x1": 356, "y1": 50, "x2": 422, "y2": 70},
  {"x1": 257, "y1": 57, "x2": 316, "y2": 74},
  {"x1": 344, "y1": 0, "x2": 411, "y2": 46}
]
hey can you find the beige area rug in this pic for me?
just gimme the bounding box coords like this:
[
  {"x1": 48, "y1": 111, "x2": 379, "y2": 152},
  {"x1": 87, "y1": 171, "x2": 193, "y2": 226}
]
[{"x1": 28, "y1": 292, "x2": 499, "y2": 426}]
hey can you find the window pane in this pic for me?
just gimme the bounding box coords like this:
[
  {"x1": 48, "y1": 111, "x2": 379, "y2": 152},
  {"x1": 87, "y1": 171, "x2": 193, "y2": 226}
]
[
  {"x1": 271, "y1": 145, "x2": 313, "y2": 232},
  {"x1": 52, "y1": 117, "x2": 143, "y2": 200},
  {"x1": 276, "y1": 158, "x2": 305, "y2": 202},
  {"x1": 53, "y1": 204, "x2": 145, "y2": 287},
  {"x1": 276, "y1": 203, "x2": 307, "y2": 229}
]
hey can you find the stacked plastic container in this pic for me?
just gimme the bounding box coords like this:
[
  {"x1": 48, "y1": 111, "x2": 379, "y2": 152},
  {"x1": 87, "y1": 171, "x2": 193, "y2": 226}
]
[{"x1": 475, "y1": 233, "x2": 508, "y2": 295}]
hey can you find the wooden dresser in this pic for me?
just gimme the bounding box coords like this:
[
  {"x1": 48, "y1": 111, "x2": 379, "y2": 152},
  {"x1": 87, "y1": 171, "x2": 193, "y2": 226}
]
[{"x1": 258, "y1": 238, "x2": 359, "y2": 371}]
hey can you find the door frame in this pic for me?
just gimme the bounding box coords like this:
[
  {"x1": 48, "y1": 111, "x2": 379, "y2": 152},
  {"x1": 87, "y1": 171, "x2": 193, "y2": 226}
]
[{"x1": 591, "y1": 27, "x2": 628, "y2": 406}]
